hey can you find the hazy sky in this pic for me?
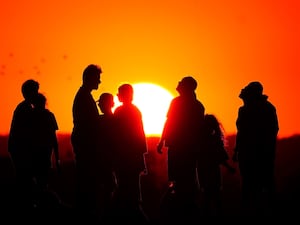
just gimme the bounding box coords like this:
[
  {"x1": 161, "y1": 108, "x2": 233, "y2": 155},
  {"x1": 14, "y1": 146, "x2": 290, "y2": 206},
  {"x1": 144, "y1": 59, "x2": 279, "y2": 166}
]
[{"x1": 0, "y1": 0, "x2": 299, "y2": 138}]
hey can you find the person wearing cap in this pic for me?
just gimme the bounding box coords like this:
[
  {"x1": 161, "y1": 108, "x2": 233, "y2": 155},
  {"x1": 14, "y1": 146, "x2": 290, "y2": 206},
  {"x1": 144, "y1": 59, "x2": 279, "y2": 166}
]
[
  {"x1": 71, "y1": 64, "x2": 102, "y2": 221},
  {"x1": 233, "y1": 81, "x2": 279, "y2": 215},
  {"x1": 157, "y1": 76, "x2": 205, "y2": 220}
]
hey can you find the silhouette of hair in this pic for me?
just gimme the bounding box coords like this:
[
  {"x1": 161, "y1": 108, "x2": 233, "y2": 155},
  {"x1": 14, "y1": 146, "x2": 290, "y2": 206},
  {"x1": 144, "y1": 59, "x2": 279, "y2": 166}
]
[
  {"x1": 180, "y1": 76, "x2": 197, "y2": 91},
  {"x1": 21, "y1": 79, "x2": 39, "y2": 99},
  {"x1": 204, "y1": 114, "x2": 226, "y2": 145},
  {"x1": 239, "y1": 81, "x2": 266, "y2": 100},
  {"x1": 34, "y1": 93, "x2": 47, "y2": 108},
  {"x1": 117, "y1": 83, "x2": 134, "y2": 103},
  {"x1": 118, "y1": 83, "x2": 133, "y2": 95},
  {"x1": 82, "y1": 64, "x2": 102, "y2": 83},
  {"x1": 97, "y1": 92, "x2": 114, "y2": 113},
  {"x1": 246, "y1": 81, "x2": 263, "y2": 93}
]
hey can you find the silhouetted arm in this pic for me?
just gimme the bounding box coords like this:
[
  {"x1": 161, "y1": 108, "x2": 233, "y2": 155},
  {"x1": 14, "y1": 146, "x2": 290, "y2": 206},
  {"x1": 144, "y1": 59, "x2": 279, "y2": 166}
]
[
  {"x1": 50, "y1": 112, "x2": 61, "y2": 172},
  {"x1": 157, "y1": 99, "x2": 174, "y2": 154},
  {"x1": 157, "y1": 139, "x2": 164, "y2": 154},
  {"x1": 157, "y1": 119, "x2": 168, "y2": 154}
]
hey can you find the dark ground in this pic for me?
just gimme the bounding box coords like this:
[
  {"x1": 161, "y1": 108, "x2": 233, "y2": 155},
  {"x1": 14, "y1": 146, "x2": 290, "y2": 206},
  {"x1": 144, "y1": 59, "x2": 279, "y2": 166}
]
[{"x1": 1, "y1": 135, "x2": 300, "y2": 222}]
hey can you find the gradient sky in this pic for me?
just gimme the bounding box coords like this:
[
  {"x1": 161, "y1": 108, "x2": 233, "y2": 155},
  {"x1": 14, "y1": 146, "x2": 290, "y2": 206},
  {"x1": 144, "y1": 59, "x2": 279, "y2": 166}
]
[{"x1": 0, "y1": 0, "x2": 299, "y2": 138}]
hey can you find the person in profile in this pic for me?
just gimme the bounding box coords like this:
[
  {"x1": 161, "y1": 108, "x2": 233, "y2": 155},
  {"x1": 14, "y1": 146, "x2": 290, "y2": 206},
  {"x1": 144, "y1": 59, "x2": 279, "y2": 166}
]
[
  {"x1": 232, "y1": 81, "x2": 279, "y2": 215},
  {"x1": 197, "y1": 114, "x2": 235, "y2": 216},
  {"x1": 157, "y1": 76, "x2": 205, "y2": 222},
  {"x1": 71, "y1": 64, "x2": 102, "y2": 222},
  {"x1": 113, "y1": 83, "x2": 149, "y2": 223},
  {"x1": 8, "y1": 79, "x2": 39, "y2": 208},
  {"x1": 95, "y1": 92, "x2": 117, "y2": 222},
  {"x1": 31, "y1": 92, "x2": 60, "y2": 196}
]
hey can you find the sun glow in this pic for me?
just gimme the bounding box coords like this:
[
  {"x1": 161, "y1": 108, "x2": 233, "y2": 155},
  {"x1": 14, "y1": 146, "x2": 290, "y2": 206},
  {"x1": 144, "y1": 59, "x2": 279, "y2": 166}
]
[{"x1": 113, "y1": 83, "x2": 173, "y2": 137}]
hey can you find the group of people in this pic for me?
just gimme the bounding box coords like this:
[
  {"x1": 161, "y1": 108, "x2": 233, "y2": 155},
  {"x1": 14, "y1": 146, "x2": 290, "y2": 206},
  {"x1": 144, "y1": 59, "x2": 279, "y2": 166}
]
[
  {"x1": 157, "y1": 76, "x2": 235, "y2": 220},
  {"x1": 70, "y1": 64, "x2": 148, "y2": 223},
  {"x1": 157, "y1": 77, "x2": 279, "y2": 218},
  {"x1": 7, "y1": 63, "x2": 279, "y2": 221}
]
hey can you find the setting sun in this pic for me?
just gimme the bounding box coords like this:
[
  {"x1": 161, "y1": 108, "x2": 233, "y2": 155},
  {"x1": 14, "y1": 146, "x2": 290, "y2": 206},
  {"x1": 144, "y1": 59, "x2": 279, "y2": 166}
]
[{"x1": 113, "y1": 83, "x2": 174, "y2": 137}]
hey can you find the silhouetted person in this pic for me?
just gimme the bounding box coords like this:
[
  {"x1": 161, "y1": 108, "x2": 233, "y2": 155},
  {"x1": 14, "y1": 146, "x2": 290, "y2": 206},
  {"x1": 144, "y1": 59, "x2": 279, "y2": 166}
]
[
  {"x1": 31, "y1": 93, "x2": 60, "y2": 197},
  {"x1": 95, "y1": 92, "x2": 117, "y2": 222},
  {"x1": 8, "y1": 79, "x2": 39, "y2": 208},
  {"x1": 157, "y1": 76, "x2": 205, "y2": 221},
  {"x1": 232, "y1": 81, "x2": 279, "y2": 215},
  {"x1": 113, "y1": 83, "x2": 149, "y2": 224},
  {"x1": 71, "y1": 64, "x2": 102, "y2": 222},
  {"x1": 197, "y1": 114, "x2": 235, "y2": 216}
]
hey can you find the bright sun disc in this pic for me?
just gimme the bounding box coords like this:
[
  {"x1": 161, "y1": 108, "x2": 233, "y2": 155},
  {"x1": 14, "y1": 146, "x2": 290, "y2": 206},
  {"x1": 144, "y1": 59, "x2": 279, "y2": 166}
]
[{"x1": 113, "y1": 83, "x2": 173, "y2": 137}]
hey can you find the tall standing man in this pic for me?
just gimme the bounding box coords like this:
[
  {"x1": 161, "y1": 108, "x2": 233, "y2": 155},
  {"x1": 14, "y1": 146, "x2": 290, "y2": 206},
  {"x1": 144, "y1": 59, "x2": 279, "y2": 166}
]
[
  {"x1": 71, "y1": 64, "x2": 102, "y2": 221},
  {"x1": 157, "y1": 76, "x2": 205, "y2": 221}
]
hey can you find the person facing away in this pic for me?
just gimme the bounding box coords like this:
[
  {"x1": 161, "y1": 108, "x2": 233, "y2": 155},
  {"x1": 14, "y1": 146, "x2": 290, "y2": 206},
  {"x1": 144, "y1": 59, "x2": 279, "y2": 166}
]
[
  {"x1": 8, "y1": 79, "x2": 39, "y2": 208},
  {"x1": 95, "y1": 92, "x2": 117, "y2": 221},
  {"x1": 71, "y1": 64, "x2": 102, "y2": 221},
  {"x1": 232, "y1": 81, "x2": 279, "y2": 215},
  {"x1": 113, "y1": 83, "x2": 148, "y2": 223},
  {"x1": 157, "y1": 76, "x2": 205, "y2": 217},
  {"x1": 31, "y1": 92, "x2": 60, "y2": 194},
  {"x1": 197, "y1": 114, "x2": 235, "y2": 216}
]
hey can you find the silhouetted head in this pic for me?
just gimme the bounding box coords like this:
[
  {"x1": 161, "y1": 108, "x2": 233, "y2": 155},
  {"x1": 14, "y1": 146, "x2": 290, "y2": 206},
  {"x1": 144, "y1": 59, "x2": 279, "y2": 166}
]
[
  {"x1": 33, "y1": 93, "x2": 47, "y2": 109},
  {"x1": 204, "y1": 114, "x2": 224, "y2": 139},
  {"x1": 97, "y1": 92, "x2": 114, "y2": 114},
  {"x1": 176, "y1": 76, "x2": 197, "y2": 95},
  {"x1": 21, "y1": 79, "x2": 39, "y2": 102},
  {"x1": 204, "y1": 114, "x2": 219, "y2": 131},
  {"x1": 239, "y1": 81, "x2": 265, "y2": 101},
  {"x1": 117, "y1": 83, "x2": 133, "y2": 104},
  {"x1": 82, "y1": 64, "x2": 102, "y2": 90}
]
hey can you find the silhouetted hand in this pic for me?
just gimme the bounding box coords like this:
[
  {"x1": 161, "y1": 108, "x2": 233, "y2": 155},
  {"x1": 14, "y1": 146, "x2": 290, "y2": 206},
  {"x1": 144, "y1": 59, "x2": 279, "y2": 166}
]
[{"x1": 157, "y1": 141, "x2": 164, "y2": 154}]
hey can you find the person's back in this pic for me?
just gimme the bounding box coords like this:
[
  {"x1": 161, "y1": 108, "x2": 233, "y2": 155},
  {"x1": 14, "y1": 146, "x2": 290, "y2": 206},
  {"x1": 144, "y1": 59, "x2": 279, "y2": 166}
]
[
  {"x1": 32, "y1": 93, "x2": 59, "y2": 191},
  {"x1": 198, "y1": 114, "x2": 235, "y2": 215},
  {"x1": 198, "y1": 114, "x2": 232, "y2": 181},
  {"x1": 32, "y1": 93, "x2": 58, "y2": 151}
]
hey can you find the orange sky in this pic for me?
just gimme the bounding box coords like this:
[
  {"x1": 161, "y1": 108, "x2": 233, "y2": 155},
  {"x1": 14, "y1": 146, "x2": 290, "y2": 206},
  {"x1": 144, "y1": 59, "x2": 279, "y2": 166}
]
[{"x1": 0, "y1": 0, "x2": 299, "y2": 138}]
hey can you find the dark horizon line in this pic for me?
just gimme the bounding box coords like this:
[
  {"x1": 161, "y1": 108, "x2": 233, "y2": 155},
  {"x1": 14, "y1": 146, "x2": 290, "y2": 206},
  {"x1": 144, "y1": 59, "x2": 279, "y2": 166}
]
[{"x1": 0, "y1": 133, "x2": 299, "y2": 140}]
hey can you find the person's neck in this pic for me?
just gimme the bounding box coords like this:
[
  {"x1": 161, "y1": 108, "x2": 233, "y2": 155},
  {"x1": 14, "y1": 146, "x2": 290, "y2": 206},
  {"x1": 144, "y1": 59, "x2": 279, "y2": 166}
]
[{"x1": 81, "y1": 85, "x2": 93, "y2": 92}]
